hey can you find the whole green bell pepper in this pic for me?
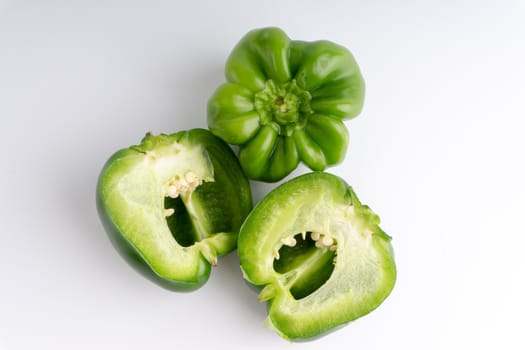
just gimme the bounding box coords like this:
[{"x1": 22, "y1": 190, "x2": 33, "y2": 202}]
[
  {"x1": 237, "y1": 172, "x2": 396, "y2": 340},
  {"x1": 208, "y1": 27, "x2": 365, "y2": 182},
  {"x1": 97, "y1": 129, "x2": 252, "y2": 291}
]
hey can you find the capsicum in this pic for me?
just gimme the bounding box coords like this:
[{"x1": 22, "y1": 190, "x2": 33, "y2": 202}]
[
  {"x1": 237, "y1": 172, "x2": 396, "y2": 340},
  {"x1": 208, "y1": 27, "x2": 365, "y2": 182},
  {"x1": 97, "y1": 129, "x2": 252, "y2": 291}
]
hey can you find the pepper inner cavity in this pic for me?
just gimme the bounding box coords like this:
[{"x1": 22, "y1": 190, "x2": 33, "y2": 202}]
[
  {"x1": 273, "y1": 232, "x2": 337, "y2": 300},
  {"x1": 163, "y1": 172, "x2": 204, "y2": 247}
]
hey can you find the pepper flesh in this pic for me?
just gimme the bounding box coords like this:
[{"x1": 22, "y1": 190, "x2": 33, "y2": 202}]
[
  {"x1": 237, "y1": 172, "x2": 396, "y2": 340},
  {"x1": 208, "y1": 27, "x2": 365, "y2": 182},
  {"x1": 97, "y1": 129, "x2": 252, "y2": 291}
]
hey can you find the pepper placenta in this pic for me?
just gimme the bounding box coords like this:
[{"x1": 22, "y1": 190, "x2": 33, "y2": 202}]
[
  {"x1": 237, "y1": 172, "x2": 396, "y2": 340},
  {"x1": 97, "y1": 129, "x2": 252, "y2": 291},
  {"x1": 208, "y1": 27, "x2": 365, "y2": 182}
]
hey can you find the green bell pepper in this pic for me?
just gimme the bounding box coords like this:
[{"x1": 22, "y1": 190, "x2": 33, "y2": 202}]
[
  {"x1": 97, "y1": 129, "x2": 252, "y2": 291},
  {"x1": 238, "y1": 172, "x2": 396, "y2": 340},
  {"x1": 208, "y1": 27, "x2": 365, "y2": 182}
]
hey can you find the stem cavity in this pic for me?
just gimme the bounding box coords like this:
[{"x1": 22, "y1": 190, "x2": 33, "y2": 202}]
[
  {"x1": 163, "y1": 171, "x2": 205, "y2": 248},
  {"x1": 273, "y1": 231, "x2": 337, "y2": 300}
]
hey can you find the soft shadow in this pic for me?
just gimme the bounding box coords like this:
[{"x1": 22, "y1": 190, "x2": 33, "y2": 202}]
[
  {"x1": 155, "y1": 51, "x2": 225, "y2": 132},
  {"x1": 213, "y1": 252, "x2": 268, "y2": 320},
  {"x1": 56, "y1": 136, "x2": 148, "y2": 292}
]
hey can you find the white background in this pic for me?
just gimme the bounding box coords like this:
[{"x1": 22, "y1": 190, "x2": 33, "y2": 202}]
[{"x1": 1, "y1": 1, "x2": 524, "y2": 349}]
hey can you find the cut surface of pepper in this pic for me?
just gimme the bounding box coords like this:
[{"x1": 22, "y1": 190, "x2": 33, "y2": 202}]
[
  {"x1": 97, "y1": 129, "x2": 252, "y2": 291},
  {"x1": 237, "y1": 172, "x2": 396, "y2": 340}
]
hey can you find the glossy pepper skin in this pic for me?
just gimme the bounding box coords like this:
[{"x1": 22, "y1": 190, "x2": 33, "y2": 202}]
[
  {"x1": 97, "y1": 129, "x2": 252, "y2": 291},
  {"x1": 238, "y1": 172, "x2": 396, "y2": 340},
  {"x1": 208, "y1": 27, "x2": 365, "y2": 182}
]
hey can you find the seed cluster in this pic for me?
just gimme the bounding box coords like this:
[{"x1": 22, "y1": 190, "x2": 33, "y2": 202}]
[
  {"x1": 310, "y1": 232, "x2": 336, "y2": 249},
  {"x1": 164, "y1": 171, "x2": 202, "y2": 217},
  {"x1": 273, "y1": 231, "x2": 338, "y2": 260}
]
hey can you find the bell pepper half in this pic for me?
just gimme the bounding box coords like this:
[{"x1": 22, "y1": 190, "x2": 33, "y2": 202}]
[
  {"x1": 208, "y1": 27, "x2": 365, "y2": 182},
  {"x1": 237, "y1": 172, "x2": 396, "y2": 340},
  {"x1": 97, "y1": 129, "x2": 252, "y2": 291}
]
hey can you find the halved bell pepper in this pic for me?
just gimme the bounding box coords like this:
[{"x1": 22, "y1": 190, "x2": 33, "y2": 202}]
[
  {"x1": 237, "y1": 172, "x2": 396, "y2": 340},
  {"x1": 208, "y1": 27, "x2": 365, "y2": 182},
  {"x1": 97, "y1": 129, "x2": 252, "y2": 291}
]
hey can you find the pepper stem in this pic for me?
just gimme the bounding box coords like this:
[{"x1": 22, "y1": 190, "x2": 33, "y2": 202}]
[{"x1": 254, "y1": 79, "x2": 312, "y2": 136}]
